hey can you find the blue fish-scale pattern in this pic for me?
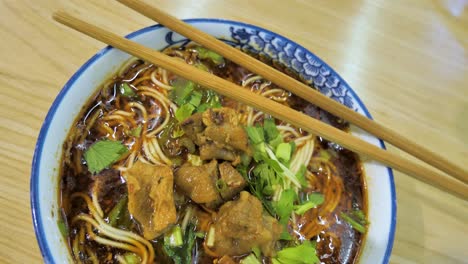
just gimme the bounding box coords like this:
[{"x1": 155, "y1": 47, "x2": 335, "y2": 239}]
[
  {"x1": 165, "y1": 26, "x2": 356, "y2": 110},
  {"x1": 228, "y1": 27, "x2": 355, "y2": 109}
]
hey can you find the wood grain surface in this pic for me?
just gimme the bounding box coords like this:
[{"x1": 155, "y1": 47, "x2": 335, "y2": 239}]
[{"x1": 0, "y1": 0, "x2": 467, "y2": 263}]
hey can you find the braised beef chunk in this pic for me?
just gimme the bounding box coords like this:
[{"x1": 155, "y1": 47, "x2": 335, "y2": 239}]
[
  {"x1": 180, "y1": 112, "x2": 204, "y2": 142},
  {"x1": 218, "y1": 162, "x2": 247, "y2": 200},
  {"x1": 201, "y1": 108, "x2": 250, "y2": 153},
  {"x1": 218, "y1": 255, "x2": 236, "y2": 264},
  {"x1": 123, "y1": 161, "x2": 176, "y2": 240},
  {"x1": 212, "y1": 192, "x2": 282, "y2": 257},
  {"x1": 199, "y1": 143, "x2": 238, "y2": 162},
  {"x1": 180, "y1": 107, "x2": 251, "y2": 163},
  {"x1": 203, "y1": 125, "x2": 250, "y2": 153},
  {"x1": 174, "y1": 160, "x2": 222, "y2": 207}
]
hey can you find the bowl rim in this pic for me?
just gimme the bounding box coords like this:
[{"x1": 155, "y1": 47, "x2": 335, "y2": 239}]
[{"x1": 30, "y1": 18, "x2": 396, "y2": 264}]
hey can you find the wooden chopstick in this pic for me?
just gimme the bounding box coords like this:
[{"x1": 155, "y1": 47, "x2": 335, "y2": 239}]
[
  {"x1": 52, "y1": 11, "x2": 468, "y2": 200},
  {"x1": 115, "y1": 0, "x2": 468, "y2": 185}
]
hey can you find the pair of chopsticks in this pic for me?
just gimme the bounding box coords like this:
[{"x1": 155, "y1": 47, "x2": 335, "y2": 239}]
[{"x1": 52, "y1": 0, "x2": 468, "y2": 199}]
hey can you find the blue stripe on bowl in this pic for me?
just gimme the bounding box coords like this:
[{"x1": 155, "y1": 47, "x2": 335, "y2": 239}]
[{"x1": 31, "y1": 18, "x2": 396, "y2": 264}]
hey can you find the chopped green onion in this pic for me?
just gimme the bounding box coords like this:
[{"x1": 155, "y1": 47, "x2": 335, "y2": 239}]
[
  {"x1": 276, "y1": 142, "x2": 292, "y2": 162},
  {"x1": 294, "y1": 193, "x2": 324, "y2": 215},
  {"x1": 107, "y1": 195, "x2": 128, "y2": 227},
  {"x1": 163, "y1": 223, "x2": 197, "y2": 264},
  {"x1": 57, "y1": 219, "x2": 68, "y2": 238},
  {"x1": 187, "y1": 154, "x2": 202, "y2": 166},
  {"x1": 206, "y1": 226, "x2": 216, "y2": 247},
  {"x1": 265, "y1": 146, "x2": 300, "y2": 187},
  {"x1": 215, "y1": 179, "x2": 227, "y2": 192},
  {"x1": 120, "y1": 83, "x2": 136, "y2": 97},
  {"x1": 340, "y1": 210, "x2": 367, "y2": 233},
  {"x1": 164, "y1": 225, "x2": 183, "y2": 247}
]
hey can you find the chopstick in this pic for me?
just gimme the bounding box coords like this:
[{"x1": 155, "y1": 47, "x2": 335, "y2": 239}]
[
  {"x1": 115, "y1": 0, "x2": 468, "y2": 185},
  {"x1": 52, "y1": 11, "x2": 468, "y2": 200}
]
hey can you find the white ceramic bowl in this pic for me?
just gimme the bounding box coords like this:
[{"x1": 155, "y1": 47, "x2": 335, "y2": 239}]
[{"x1": 31, "y1": 19, "x2": 396, "y2": 263}]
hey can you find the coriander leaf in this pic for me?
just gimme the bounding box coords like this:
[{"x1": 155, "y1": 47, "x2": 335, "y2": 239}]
[
  {"x1": 189, "y1": 91, "x2": 202, "y2": 107},
  {"x1": 279, "y1": 230, "x2": 293, "y2": 241},
  {"x1": 294, "y1": 193, "x2": 324, "y2": 215},
  {"x1": 171, "y1": 78, "x2": 196, "y2": 106},
  {"x1": 246, "y1": 126, "x2": 265, "y2": 145},
  {"x1": 120, "y1": 83, "x2": 136, "y2": 97},
  {"x1": 252, "y1": 246, "x2": 261, "y2": 258},
  {"x1": 263, "y1": 118, "x2": 279, "y2": 141},
  {"x1": 84, "y1": 140, "x2": 128, "y2": 174},
  {"x1": 175, "y1": 104, "x2": 196, "y2": 122},
  {"x1": 274, "y1": 241, "x2": 320, "y2": 264},
  {"x1": 240, "y1": 253, "x2": 261, "y2": 264},
  {"x1": 268, "y1": 134, "x2": 283, "y2": 149},
  {"x1": 197, "y1": 90, "x2": 222, "y2": 112},
  {"x1": 275, "y1": 189, "x2": 296, "y2": 225},
  {"x1": 195, "y1": 46, "x2": 224, "y2": 65}
]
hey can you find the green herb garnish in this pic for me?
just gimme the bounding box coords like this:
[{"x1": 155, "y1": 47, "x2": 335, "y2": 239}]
[
  {"x1": 163, "y1": 224, "x2": 197, "y2": 264},
  {"x1": 122, "y1": 253, "x2": 140, "y2": 264},
  {"x1": 175, "y1": 104, "x2": 196, "y2": 122},
  {"x1": 276, "y1": 142, "x2": 292, "y2": 163},
  {"x1": 107, "y1": 195, "x2": 128, "y2": 227},
  {"x1": 340, "y1": 209, "x2": 368, "y2": 233},
  {"x1": 57, "y1": 219, "x2": 68, "y2": 238},
  {"x1": 129, "y1": 125, "x2": 142, "y2": 138},
  {"x1": 164, "y1": 225, "x2": 183, "y2": 247},
  {"x1": 84, "y1": 140, "x2": 128, "y2": 174},
  {"x1": 171, "y1": 79, "x2": 196, "y2": 106},
  {"x1": 119, "y1": 83, "x2": 136, "y2": 97},
  {"x1": 240, "y1": 253, "x2": 261, "y2": 264},
  {"x1": 275, "y1": 189, "x2": 297, "y2": 225},
  {"x1": 273, "y1": 241, "x2": 319, "y2": 264},
  {"x1": 195, "y1": 46, "x2": 224, "y2": 65},
  {"x1": 294, "y1": 193, "x2": 324, "y2": 215}
]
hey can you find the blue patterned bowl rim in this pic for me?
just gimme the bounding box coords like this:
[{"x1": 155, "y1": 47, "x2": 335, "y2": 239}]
[{"x1": 31, "y1": 18, "x2": 396, "y2": 264}]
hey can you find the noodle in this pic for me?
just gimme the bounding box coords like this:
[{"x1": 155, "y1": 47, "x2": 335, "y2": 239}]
[{"x1": 61, "y1": 45, "x2": 366, "y2": 264}]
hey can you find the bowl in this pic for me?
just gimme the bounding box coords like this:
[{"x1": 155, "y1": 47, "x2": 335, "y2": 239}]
[{"x1": 31, "y1": 19, "x2": 396, "y2": 263}]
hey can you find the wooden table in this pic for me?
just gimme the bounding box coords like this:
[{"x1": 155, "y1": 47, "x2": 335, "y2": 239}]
[{"x1": 0, "y1": 0, "x2": 467, "y2": 263}]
